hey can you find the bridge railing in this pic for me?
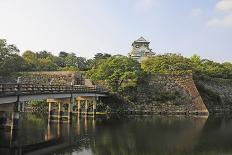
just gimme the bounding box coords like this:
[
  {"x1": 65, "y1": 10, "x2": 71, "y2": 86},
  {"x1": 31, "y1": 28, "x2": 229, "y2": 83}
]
[{"x1": 0, "y1": 83, "x2": 108, "y2": 96}]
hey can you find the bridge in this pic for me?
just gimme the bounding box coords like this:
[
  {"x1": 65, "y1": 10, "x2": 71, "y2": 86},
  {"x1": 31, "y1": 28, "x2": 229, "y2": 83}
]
[
  {"x1": 0, "y1": 83, "x2": 109, "y2": 130},
  {"x1": 0, "y1": 83, "x2": 108, "y2": 104}
]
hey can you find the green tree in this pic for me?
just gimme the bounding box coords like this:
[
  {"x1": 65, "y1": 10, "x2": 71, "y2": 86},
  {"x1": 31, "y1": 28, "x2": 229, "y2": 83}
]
[
  {"x1": 190, "y1": 57, "x2": 232, "y2": 79},
  {"x1": 0, "y1": 39, "x2": 25, "y2": 76},
  {"x1": 22, "y1": 50, "x2": 58, "y2": 71},
  {"x1": 59, "y1": 51, "x2": 69, "y2": 58},
  {"x1": 64, "y1": 53, "x2": 78, "y2": 67},
  {"x1": 88, "y1": 56, "x2": 143, "y2": 92},
  {"x1": 141, "y1": 53, "x2": 192, "y2": 74},
  {"x1": 53, "y1": 56, "x2": 66, "y2": 68},
  {"x1": 22, "y1": 50, "x2": 38, "y2": 71},
  {"x1": 77, "y1": 57, "x2": 87, "y2": 70},
  {"x1": 36, "y1": 50, "x2": 53, "y2": 59},
  {"x1": 94, "y1": 53, "x2": 111, "y2": 60},
  {"x1": 37, "y1": 58, "x2": 58, "y2": 71}
]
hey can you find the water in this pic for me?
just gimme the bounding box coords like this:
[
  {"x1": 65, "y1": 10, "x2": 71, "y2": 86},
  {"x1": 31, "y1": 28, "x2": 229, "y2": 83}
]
[{"x1": 1, "y1": 113, "x2": 232, "y2": 155}]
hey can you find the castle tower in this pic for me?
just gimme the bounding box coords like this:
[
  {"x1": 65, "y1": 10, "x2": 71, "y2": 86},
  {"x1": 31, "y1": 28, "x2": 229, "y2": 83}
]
[{"x1": 129, "y1": 37, "x2": 155, "y2": 62}]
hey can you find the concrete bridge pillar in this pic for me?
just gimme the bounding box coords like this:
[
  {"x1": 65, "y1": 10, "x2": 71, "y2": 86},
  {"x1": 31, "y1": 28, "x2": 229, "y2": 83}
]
[
  {"x1": 85, "y1": 100, "x2": 88, "y2": 115},
  {"x1": 20, "y1": 102, "x2": 25, "y2": 112},
  {"x1": 15, "y1": 101, "x2": 25, "y2": 112},
  {"x1": 68, "y1": 98, "x2": 73, "y2": 121},
  {"x1": 58, "y1": 102, "x2": 62, "y2": 120},
  {"x1": 77, "y1": 100, "x2": 81, "y2": 114},
  {"x1": 48, "y1": 102, "x2": 52, "y2": 120},
  {"x1": 0, "y1": 103, "x2": 21, "y2": 130},
  {"x1": 11, "y1": 111, "x2": 20, "y2": 130},
  {"x1": 93, "y1": 100, "x2": 97, "y2": 116},
  {"x1": 76, "y1": 96, "x2": 98, "y2": 116},
  {"x1": 47, "y1": 98, "x2": 75, "y2": 121}
]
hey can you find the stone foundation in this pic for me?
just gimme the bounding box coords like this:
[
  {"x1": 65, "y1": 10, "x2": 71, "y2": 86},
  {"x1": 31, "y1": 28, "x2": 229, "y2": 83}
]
[
  {"x1": 194, "y1": 75, "x2": 232, "y2": 113},
  {"x1": 123, "y1": 74, "x2": 208, "y2": 115},
  {"x1": 19, "y1": 71, "x2": 84, "y2": 85}
]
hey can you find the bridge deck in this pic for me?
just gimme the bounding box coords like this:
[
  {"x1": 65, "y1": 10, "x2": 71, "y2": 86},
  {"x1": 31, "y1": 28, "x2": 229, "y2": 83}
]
[
  {"x1": 0, "y1": 83, "x2": 108, "y2": 104},
  {"x1": 0, "y1": 84, "x2": 108, "y2": 97}
]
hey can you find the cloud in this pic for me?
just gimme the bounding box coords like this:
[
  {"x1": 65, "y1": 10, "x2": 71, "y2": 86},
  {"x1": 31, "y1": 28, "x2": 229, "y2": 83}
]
[
  {"x1": 216, "y1": 0, "x2": 232, "y2": 12},
  {"x1": 208, "y1": 0, "x2": 232, "y2": 28},
  {"x1": 207, "y1": 14, "x2": 232, "y2": 27}
]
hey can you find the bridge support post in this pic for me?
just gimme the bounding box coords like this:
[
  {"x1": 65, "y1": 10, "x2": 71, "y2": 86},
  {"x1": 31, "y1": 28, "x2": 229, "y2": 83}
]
[
  {"x1": 68, "y1": 98, "x2": 73, "y2": 121},
  {"x1": 21, "y1": 102, "x2": 25, "y2": 112},
  {"x1": 77, "y1": 100, "x2": 81, "y2": 115},
  {"x1": 58, "y1": 102, "x2": 62, "y2": 120},
  {"x1": 93, "y1": 100, "x2": 96, "y2": 116},
  {"x1": 48, "y1": 102, "x2": 52, "y2": 119},
  {"x1": 11, "y1": 111, "x2": 20, "y2": 130},
  {"x1": 85, "y1": 100, "x2": 88, "y2": 115}
]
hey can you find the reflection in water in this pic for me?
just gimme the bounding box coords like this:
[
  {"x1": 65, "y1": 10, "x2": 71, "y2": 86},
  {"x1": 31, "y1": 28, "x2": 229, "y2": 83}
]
[{"x1": 1, "y1": 114, "x2": 232, "y2": 155}]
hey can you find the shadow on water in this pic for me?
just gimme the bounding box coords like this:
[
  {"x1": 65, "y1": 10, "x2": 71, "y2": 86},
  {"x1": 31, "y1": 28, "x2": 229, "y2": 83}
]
[{"x1": 1, "y1": 113, "x2": 232, "y2": 155}]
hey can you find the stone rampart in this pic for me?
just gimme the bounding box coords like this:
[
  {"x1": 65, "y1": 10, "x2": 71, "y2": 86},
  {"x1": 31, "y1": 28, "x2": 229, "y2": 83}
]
[
  {"x1": 125, "y1": 74, "x2": 208, "y2": 115},
  {"x1": 19, "y1": 71, "x2": 84, "y2": 85},
  {"x1": 194, "y1": 76, "x2": 232, "y2": 113}
]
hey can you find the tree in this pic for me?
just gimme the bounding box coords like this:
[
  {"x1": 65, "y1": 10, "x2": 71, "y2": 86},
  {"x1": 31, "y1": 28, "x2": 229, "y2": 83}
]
[
  {"x1": 76, "y1": 57, "x2": 87, "y2": 70},
  {"x1": 190, "y1": 57, "x2": 232, "y2": 79},
  {"x1": 53, "y1": 56, "x2": 66, "y2": 68},
  {"x1": 141, "y1": 53, "x2": 192, "y2": 74},
  {"x1": 36, "y1": 50, "x2": 53, "y2": 59},
  {"x1": 94, "y1": 53, "x2": 111, "y2": 60},
  {"x1": 22, "y1": 50, "x2": 58, "y2": 71},
  {"x1": 94, "y1": 53, "x2": 104, "y2": 60},
  {"x1": 59, "y1": 51, "x2": 69, "y2": 58},
  {"x1": 37, "y1": 58, "x2": 58, "y2": 71},
  {"x1": 22, "y1": 50, "x2": 37, "y2": 64},
  {"x1": 88, "y1": 56, "x2": 143, "y2": 92},
  {"x1": 64, "y1": 53, "x2": 78, "y2": 67},
  {"x1": 0, "y1": 39, "x2": 25, "y2": 76}
]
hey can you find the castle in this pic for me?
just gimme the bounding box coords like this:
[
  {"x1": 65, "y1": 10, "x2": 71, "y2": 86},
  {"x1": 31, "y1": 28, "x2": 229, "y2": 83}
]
[{"x1": 128, "y1": 37, "x2": 155, "y2": 62}]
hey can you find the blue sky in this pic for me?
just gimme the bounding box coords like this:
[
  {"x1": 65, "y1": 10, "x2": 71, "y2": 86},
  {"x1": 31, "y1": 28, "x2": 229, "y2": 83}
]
[{"x1": 0, "y1": 0, "x2": 231, "y2": 62}]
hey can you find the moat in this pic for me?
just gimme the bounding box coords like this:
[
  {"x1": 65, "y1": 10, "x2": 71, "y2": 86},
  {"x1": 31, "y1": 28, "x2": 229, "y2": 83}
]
[{"x1": 1, "y1": 113, "x2": 232, "y2": 155}]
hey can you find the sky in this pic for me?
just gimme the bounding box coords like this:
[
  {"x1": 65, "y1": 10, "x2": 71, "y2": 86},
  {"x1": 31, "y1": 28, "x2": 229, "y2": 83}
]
[{"x1": 0, "y1": 0, "x2": 231, "y2": 62}]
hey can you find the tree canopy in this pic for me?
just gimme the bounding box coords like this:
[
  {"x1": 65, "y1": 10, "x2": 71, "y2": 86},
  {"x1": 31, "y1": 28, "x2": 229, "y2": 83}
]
[
  {"x1": 0, "y1": 39, "x2": 24, "y2": 76},
  {"x1": 141, "y1": 53, "x2": 192, "y2": 74},
  {"x1": 87, "y1": 56, "x2": 143, "y2": 92},
  {"x1": 1, "y1": 38, "x2": 231, "y2": 81},
  {"x1": 141, "y1": 53, "x2": 232, "y2": 79}
]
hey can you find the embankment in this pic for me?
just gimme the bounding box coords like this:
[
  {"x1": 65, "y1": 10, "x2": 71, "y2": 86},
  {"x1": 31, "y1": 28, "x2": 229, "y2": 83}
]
[{"x1": 194, "y1": 75, "x2": 232, "y2": 114}]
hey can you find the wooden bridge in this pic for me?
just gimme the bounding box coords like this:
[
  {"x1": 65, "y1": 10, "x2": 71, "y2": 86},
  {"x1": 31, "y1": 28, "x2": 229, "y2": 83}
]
[
  {"x1": 0, "y1": 83, "x2": 109, "y2": 129},
  {"x1": 0, "y1": 83, "x2": 108, "y2": 104}
]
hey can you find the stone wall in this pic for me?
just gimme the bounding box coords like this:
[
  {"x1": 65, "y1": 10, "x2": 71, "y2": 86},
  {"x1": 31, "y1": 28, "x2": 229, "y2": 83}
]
[
  {"x1": 19, "y1": 71, "x2": 84, "y2": 85},
  {"x1": 24, "y1": 106, "x2": 48, "y2": 113},
  {"x1": 0, "y1": 75, "x2": 18, "y2": 83},
  {"x1": 123, "y1": 74, "x2": 208, "y2": 115},
  {"x1": 194, "y1": 76, "x2": 232, "y2": 113}
]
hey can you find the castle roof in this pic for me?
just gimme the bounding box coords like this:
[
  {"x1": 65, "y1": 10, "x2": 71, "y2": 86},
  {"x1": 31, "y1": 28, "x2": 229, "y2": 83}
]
[{"x1": 134, "y1": 37, "x2": 149, "y2": 43}]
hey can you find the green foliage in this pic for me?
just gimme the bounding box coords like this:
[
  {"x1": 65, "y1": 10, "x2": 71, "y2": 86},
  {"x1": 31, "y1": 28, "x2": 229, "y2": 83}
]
[
  {"x1": 22, "y1": 50, "x2": 58, "y2": 71},
  {"x1": 142, "y1": 53, "x2": 232, "y2": 79},
  {"x1": 21, "y1": 50, "x2": 90, "y2": 71},
  {"x1": 59, "y1": 51, "x2": 69, "y2": 58},
  {"x1": 87, "y1": 56, "x2": 143, "y2": 92},
  {"x1": 0, "y1": 39, "x2": 26, "y2": 76},
  {"x1": 94, "y1": 53, "x2": 111, "y2": 60},
  {"x1": 190, "y1": 55, "x2": 232, "y2": 79},
  {"x1": 26, "y1": 100, "x2": 47, "y2": 107},
  {"x1": 141, "y1": 53, "x2": 192, "y2": 74},
  {"x1": 1, "y1": 38, "x2": 232, "y2": 83}
]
